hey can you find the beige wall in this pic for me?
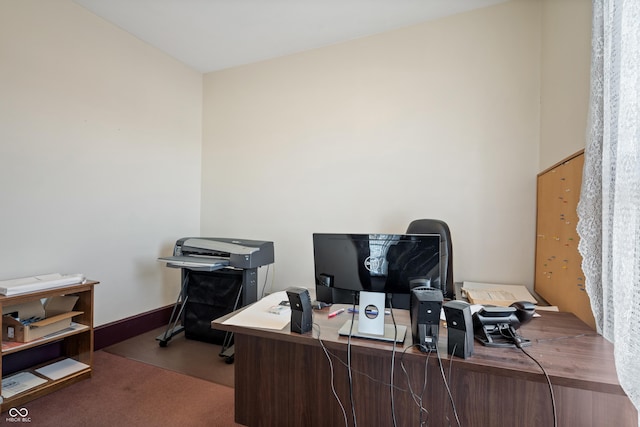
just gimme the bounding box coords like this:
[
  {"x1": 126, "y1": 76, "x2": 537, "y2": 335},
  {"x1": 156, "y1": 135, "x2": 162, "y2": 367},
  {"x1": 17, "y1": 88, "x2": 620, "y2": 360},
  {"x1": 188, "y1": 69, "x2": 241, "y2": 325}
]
[
  {"x1": 540, "y1": 0, "x2": 592, "y2": 169},
  {"x1": 0, "y1": 0, "x2": 592, "y2": 324},
  {"x1": 0, "y1": 0, "x2": 203, "y2": 325},
  {"x1": 202, "y1": 0, "x2": 542, "y2": 293}
]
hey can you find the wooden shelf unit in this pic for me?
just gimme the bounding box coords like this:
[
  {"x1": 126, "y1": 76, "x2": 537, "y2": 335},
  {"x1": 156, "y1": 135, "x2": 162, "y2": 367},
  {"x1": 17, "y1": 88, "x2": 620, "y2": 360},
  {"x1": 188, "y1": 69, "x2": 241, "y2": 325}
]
[{"x1": 0, "y1": 280, "x2": 97, "y2": 412}]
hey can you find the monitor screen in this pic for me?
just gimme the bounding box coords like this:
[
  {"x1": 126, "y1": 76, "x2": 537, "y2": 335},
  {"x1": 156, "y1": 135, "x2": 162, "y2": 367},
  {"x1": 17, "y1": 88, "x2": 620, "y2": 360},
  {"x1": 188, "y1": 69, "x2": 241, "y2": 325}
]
[{"x1": 313, "y1": 233, "x2": 440, "y2": 309}]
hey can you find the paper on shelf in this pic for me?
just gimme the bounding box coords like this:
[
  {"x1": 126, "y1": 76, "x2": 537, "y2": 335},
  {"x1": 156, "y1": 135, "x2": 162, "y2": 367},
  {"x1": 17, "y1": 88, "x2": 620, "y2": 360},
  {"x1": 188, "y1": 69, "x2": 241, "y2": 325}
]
[
  {"x1": 0, "y1": 273, "x2": 85, "y2": 296},
  {"x1": 1, "y1": 371, "x2": 47, "y2": 399},
  {"x1": 35, "y1": 358, "x2": 89, "y2": 381}
]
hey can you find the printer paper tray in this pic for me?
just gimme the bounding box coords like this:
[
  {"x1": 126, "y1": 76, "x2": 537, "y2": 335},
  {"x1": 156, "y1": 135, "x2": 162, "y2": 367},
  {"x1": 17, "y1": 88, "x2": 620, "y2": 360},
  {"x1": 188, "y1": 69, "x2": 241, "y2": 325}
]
[{"x1": 157, "y1": 256, "x2": 230, "y2": 272}]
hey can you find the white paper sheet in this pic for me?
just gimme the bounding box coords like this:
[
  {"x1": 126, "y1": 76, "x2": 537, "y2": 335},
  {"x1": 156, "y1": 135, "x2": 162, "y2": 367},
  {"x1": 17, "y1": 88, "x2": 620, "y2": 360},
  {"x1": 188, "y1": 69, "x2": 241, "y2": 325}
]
[
  {"x1": 1, "y1": 372, "x2": 47, "y2": 399},
  {"x1": 222, "y1": 291, "x2": 292, "y2": 330},
  {"x1": 0, "y1": 273, "x2": 85, "y2": 296},
  {"x1": 35, "y1": 358, "x2": 90, "y2": 381}
]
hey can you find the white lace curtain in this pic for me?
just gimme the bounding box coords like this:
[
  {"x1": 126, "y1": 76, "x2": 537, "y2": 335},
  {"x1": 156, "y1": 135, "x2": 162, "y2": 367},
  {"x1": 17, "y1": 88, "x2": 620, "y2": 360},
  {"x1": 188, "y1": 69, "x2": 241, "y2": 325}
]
[{"x1": 577, "y1": 0, "x2": 640, "y2": 418}]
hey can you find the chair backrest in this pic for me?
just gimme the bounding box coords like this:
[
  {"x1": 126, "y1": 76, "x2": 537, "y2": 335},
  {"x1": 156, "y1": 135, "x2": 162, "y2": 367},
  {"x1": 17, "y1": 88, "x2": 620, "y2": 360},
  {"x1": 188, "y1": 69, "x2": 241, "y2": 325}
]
[{"x1": 406, "y1": 219, "x2": 453, "y2": 299}]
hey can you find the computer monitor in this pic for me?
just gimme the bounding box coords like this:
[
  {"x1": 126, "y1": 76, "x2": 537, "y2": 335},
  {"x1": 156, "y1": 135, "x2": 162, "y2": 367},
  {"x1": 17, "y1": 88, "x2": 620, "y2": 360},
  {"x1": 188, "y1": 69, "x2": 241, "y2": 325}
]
[{"x1": 313, "y1": 233, "x2": 441, "y2": 309}]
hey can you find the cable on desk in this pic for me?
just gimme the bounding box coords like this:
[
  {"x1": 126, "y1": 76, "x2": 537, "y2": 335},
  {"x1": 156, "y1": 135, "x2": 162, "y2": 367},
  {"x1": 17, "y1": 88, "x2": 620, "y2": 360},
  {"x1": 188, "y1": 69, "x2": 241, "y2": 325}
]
[
  {"x1": 435, "y1": 345, "x2": 461, "y2": 427},
  {"x1": 439, "y1": 342, "x2": 459, "y2": 427},
  {"x1": 313, "y1": 322, "x2": 349, "y2": 427},
  {"x1": 320, "y1": 345, "x2": 407, "y2": 391},
  {"x1": 510, "y1": 328, "x2": 557, "y2": 427},
  {"x1": 419, "y1": 346, "x2": 430, "y2": 427},
  {"x1": 535, "y1": 332, "x2": 599, "y2": 343},
  {"x1": 398, "y1": 342, "x2": 462, "y2": 426},
  {"x1": 347, "y1": 294, "x2": 358, "y2": 427},
  {"x1": 388, "y1": 296, "x2": 399, "y2": 427},
  {"x1": 448, "y1": 343, "x2": 457, "y2": 382},
  {"x1": 399, "y1": 343, "x2": 432, "y2": 422}
]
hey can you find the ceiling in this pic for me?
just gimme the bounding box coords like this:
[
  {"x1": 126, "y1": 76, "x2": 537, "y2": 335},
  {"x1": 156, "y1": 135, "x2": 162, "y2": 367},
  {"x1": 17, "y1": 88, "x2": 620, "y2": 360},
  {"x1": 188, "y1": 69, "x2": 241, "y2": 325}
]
[{"x1": 74, "y1": 0, "x2": 508, "y2": 73}]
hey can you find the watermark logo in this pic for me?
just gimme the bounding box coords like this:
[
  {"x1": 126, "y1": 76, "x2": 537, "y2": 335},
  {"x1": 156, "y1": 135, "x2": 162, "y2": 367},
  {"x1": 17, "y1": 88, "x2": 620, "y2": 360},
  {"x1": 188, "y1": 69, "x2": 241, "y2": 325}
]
[{"x1": 6, "y1": 407, "x2": 31, "y2": 423}]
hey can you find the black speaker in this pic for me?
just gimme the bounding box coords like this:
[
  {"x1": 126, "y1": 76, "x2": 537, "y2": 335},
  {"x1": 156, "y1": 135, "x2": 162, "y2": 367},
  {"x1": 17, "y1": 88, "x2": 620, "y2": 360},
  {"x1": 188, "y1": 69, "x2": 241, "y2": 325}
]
[
  {"x1": 410, "y1": 287, "x2": 443, "y2": 351},
  {"x1": 286, "y1": 287, "x2": 313, "y2": 334},
  {"x1": 443, "y1": 300, "x2": 474, "y2": 359}
]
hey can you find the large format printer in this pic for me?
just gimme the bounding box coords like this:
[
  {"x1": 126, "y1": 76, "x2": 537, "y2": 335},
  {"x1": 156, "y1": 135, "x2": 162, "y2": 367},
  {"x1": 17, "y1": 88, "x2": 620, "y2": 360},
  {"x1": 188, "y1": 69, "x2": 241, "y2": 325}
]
[{"x1": 157, "y1": 237, "x2": 274, "y2": 359}]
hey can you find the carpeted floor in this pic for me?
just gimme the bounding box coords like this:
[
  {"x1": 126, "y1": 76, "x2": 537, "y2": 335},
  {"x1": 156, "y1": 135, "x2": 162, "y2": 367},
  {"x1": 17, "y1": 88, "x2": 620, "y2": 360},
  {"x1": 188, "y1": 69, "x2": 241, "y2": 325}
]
[{"x1": 7, "y1": 351, "x2": 240, "y2": 427}]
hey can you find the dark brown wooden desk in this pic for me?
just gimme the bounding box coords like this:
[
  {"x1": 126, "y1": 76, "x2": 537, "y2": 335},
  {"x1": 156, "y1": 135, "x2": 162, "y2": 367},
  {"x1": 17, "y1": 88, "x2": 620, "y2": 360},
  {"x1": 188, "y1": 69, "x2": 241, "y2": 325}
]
[{"x1": 213, "y1": 305, "x2": 637, "y2": 427}]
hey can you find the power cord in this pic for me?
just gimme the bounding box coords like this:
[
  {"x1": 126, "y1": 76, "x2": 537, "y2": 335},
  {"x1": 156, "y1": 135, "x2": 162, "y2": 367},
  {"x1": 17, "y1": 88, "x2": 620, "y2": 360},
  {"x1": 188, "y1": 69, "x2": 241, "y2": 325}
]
[
  {"x1": 535, "y1": 332, "x2": 599, "y2": 343},
  {"x1": 320, "y1": 345, "x2": 408, "y2": 391},
  {"x1": 435, "y1": 345, "x2": 461, "y2": 427},
  {"x1": 398, "y1": 336, "x2": 461, "y2": 426},
  {"x1": 347, "y1": 295, "x2": 358, "y2": 427},
  {"x1": 388, "y1": 296, "x2": 399, "y2": 427},
  {"x1": 512, "y1": 332, "x2": 557, "y2": 427},
  {"x1": 399, "y1": 343, "x2": 431, "y2": 422},
  {"x1": 313, "y1": 323, "x2": 349, "y2": 427}
]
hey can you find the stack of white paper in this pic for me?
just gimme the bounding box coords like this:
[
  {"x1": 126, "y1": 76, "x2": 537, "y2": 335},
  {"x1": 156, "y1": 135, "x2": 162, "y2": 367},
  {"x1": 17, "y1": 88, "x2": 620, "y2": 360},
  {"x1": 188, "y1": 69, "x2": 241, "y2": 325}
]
[
  {"x1": 1, "y1": 372, "x2": 47, "y2": 399},
  {"x1": 0, "y1": 273, "x2": 85, "y2": 296},
  {"x1": 222, "y1": 291, "x2": 292, "y2": 330},
  {"x1": 35, "y1": 358, "x2": 90, "y2": 381}
]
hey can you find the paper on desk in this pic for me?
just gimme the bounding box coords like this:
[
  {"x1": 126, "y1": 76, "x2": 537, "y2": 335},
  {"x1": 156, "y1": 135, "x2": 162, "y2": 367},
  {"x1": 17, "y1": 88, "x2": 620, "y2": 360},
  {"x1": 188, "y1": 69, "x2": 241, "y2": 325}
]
[
  {"x1": 461, "y1": 281, "x2": 538, "y2": 306},
  {"x1": 222, "y1": 291, "x2": 292, "y2": 330}
]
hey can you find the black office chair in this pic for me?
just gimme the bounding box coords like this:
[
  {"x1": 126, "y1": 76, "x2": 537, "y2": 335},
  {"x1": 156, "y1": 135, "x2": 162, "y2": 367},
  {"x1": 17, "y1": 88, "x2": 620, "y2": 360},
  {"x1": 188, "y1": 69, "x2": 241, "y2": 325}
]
[{"x1": 406, "y1": 219, "x2": 454, "y2": 299}]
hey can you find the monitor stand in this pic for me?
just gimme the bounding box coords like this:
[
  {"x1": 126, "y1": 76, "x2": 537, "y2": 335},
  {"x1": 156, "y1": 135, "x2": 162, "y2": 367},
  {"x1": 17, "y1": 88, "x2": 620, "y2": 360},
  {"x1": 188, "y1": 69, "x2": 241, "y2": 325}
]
[
  {"x1": 337, "y1": 291, "x2": 406, "y2": 343},
  {"x1": 338, "y1": 320, "x2": 406, "y2": 343},
  {"x1": 357, "y1": 291, "x2": 385, "y2": 335}
]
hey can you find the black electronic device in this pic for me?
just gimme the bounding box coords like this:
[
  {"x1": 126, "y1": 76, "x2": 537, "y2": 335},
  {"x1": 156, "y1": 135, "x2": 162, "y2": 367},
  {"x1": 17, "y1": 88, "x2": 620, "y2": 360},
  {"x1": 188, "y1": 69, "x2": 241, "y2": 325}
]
[
  {"x1": 156, "y1": 236, "x2": 275, "y2": 360},
  {"x1": 286, "y1": 287, "x2": 313, "y2": 334},
  {"x1": 313, "y1": 233, "x2": 441, "y2": 310},
  {"x1": 443, "y1": 300, "x2": 474, "y2": 358},
  {"x1": 511, "y1": 301, "x2": 536, "y2": 324},
  {"x1": 472, "y1": 301, "x2": 536, "y2": 348},
  {"x1": 410, "y1": 287, "x2": 443, "y2": 351}
]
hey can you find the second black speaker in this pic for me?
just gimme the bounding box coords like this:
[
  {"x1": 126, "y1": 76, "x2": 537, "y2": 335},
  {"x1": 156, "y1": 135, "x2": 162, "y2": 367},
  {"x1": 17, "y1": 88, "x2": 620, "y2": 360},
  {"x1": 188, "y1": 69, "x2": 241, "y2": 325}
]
[{"x1": 443, "y1": 300, "x2": 474, "y2": 359}]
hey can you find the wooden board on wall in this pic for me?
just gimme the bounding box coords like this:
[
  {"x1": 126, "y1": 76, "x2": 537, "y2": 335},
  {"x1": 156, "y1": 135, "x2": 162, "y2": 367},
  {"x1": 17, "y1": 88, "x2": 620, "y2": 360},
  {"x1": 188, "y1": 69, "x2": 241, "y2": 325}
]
[{"x1": 535, "y1": 150, "x2": 596, "y2": 329}]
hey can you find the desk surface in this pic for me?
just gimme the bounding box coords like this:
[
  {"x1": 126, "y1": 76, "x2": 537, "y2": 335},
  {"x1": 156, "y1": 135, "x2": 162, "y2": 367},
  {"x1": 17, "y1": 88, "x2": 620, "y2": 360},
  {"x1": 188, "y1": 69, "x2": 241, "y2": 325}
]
[
  {"x1": 215, "y1": 304, "x2": 621, "y2": 394},
  {"x1": 214, "y1": 303, "x2": 637, "y2": 426}
]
